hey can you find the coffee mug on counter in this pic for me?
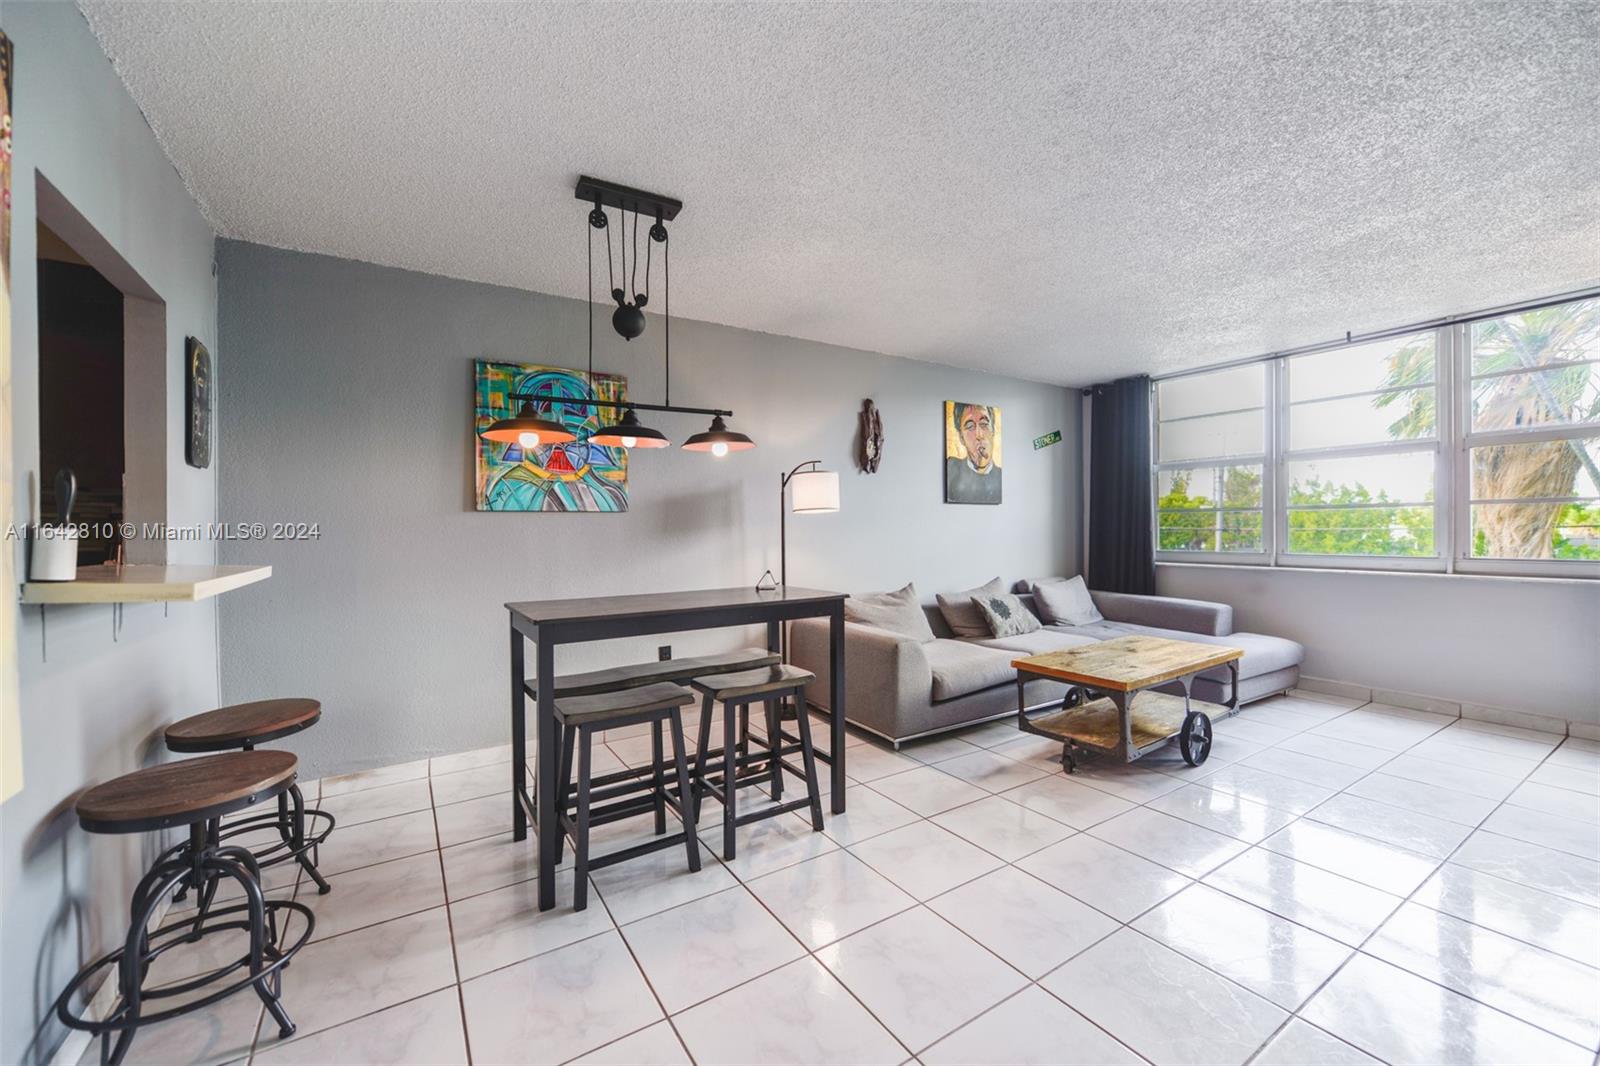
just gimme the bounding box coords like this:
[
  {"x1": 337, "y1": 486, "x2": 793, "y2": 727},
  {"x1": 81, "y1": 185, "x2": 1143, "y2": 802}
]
[{"x1": 29, "y1": 525, "x2": 80, "y2": 581}]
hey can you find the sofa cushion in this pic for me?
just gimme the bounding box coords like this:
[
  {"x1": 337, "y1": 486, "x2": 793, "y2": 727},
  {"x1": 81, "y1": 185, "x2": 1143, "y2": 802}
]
[
  {"x1": 972, "y1": 591, "x2": 1042, "y2": 638},
  {"x1": 924, "y1": 639, "x2": 1017, "y2": 701},
  {"x1": 1035, "y1": 576, "x2": 1103, "y2": 626},
  {"x1": 969, "y1": 629, "x2": 1101, "y2": 657},
  {"x1": 935, "y1": 577, "x2": 1004, "y2": 638},
  {"x1": 1048, "y1": 621, "x2": 1304, "y2": 681},
  {"x1": 845, "y1": 583, "x2": 937, "y2": 643}
]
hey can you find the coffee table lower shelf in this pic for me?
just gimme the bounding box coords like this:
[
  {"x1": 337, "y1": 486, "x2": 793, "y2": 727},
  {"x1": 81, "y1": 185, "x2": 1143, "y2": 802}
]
[{"x1": 1023, "y1": 691, "x2": 1193, "y2": 758}]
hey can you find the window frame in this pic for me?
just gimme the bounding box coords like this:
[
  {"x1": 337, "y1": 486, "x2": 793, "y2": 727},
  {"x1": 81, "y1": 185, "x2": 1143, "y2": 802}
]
[
  {"x1": 1453, "y1": 318, "x2": 1600, "y2": 579},
  {"x1": 1151, "y1": 366, "x2": 1272, "y2": 565},
  {"x1": 1149, "y1": 293, "x2": 1600, "y2": 580}
]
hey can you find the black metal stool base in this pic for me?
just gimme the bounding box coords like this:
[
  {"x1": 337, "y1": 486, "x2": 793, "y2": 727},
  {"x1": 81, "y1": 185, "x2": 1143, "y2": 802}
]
[
  {"x1": 169, "y1": 783, "x2": 335, "y2": 908},
  {"x1": 55, "y1": 832, "x2": 315, "y2": 1066}
]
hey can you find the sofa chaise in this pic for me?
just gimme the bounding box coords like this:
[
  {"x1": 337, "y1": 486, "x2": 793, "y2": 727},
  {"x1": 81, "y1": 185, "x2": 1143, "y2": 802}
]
[{"x1": 790, "y1": 580, "x2": 1304, "y2": 747}]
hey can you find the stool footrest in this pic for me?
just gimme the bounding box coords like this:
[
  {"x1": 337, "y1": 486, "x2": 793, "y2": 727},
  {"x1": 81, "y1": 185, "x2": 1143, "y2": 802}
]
[
  {"x1": 732, "y1": 796, "x2": 816, "y2": 826},
  {"x1": 582, "y1": 831, "x2": 698, "y2": 871}
]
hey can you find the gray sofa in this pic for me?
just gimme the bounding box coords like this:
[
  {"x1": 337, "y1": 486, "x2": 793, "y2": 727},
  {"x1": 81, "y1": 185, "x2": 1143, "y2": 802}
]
[{"x1": 790, "y1": 582, "x2": 1303, "y2": 746}]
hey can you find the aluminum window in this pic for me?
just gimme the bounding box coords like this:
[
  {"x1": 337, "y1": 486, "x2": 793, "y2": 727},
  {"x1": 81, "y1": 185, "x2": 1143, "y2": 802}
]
[{"x1": 1151, "y1": 293, "x2": 1600, "y2": 578}]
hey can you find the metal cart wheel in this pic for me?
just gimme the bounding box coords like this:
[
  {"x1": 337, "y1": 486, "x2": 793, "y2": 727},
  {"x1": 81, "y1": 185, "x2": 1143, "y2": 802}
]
[{"x1": 1179, "y1": 710, "x2": 1212, "y2": 766}]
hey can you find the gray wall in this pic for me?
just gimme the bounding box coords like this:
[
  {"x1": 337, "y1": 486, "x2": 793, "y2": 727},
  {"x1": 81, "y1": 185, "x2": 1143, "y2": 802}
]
[
  {"x1": 215, "y1": 241, "x2": 1081, "y2": 778},
  {"x1": 2, "y1": 5, "x2": 222, "y2": 1063},
  {"x1": 1157, "y1": 564, "x2": 1600, "y2": 726}
]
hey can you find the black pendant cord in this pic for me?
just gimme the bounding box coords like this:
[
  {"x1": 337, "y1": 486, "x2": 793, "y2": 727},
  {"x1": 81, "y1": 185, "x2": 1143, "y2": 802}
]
[
  {"x1": 630, "y1": 209, "x2": 640, "y2": 301},
  {"x1": 664, "y1": 231, "x2": 671, "y2": 407},
  {"x1": 604, "y1": 205, "x2": 616, "y2": 297},
  {"x1": 586, "y1": 205, "x2": 594, "y2": 379}
]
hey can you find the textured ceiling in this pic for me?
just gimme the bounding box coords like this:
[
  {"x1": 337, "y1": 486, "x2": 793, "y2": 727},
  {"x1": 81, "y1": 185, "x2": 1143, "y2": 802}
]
[{"x1": 79, "y1": 1, "x2": 1600, "y2": 385}]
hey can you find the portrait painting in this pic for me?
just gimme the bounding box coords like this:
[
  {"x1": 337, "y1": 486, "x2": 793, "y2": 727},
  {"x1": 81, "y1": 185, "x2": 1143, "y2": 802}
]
[
  {"x1": 944, "y1": 400, "x2": 1002, "y2": 504},
  {"x1": 474, "y1": 360, "x2": 628, "y2": 512}
]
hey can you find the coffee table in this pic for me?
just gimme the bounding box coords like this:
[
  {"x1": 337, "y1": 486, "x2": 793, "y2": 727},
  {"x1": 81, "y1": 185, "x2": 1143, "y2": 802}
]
[{"x1": 1012, "y1": 635, "x2": 1243, "y2": 771}]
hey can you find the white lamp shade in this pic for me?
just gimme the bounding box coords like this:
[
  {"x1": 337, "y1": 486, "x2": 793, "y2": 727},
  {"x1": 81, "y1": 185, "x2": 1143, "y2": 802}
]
[{"x1": 790, "y1": 469, "x2": 840, "y2": 513}]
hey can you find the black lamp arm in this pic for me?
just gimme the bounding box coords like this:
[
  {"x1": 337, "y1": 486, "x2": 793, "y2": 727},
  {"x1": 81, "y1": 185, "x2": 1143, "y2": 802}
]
[
  {"x1": 780, "y1": 459, "x2": 823, "y2": 489},
  {"x1": 510, "y1": 395, "x2": 732, "y2": 419}
]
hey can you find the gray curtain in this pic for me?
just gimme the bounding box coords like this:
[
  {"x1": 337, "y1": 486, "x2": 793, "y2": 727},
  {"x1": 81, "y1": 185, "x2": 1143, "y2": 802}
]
[{"x1": 1088, "y1": 375, "x2": 1156, "y2": 595}]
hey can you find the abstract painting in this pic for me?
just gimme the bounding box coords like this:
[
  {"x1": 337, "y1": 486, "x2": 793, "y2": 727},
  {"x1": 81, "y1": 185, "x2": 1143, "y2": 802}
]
[
  {"x1": 944, "y1": 400, "x2": 1002, "y2": 504},
  {"x1": 474, "y1": 360, "x2": 629, "y2": 512}
]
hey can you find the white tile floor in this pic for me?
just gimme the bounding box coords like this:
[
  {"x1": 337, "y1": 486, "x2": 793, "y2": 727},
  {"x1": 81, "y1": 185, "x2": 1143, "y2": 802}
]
[{"x1": 108, "y1": 692, "x2": 1600, "y2": 1065}]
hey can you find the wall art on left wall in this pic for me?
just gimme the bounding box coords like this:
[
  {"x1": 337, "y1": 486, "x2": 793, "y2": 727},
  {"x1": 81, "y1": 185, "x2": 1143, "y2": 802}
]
[{"x1": 473, "y1": 359, "x2": 629, "y2": 512}]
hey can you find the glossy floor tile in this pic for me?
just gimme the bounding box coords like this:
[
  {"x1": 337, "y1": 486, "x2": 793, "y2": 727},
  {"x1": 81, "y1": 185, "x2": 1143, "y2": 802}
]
[
  {"x1": 1301, "y1": 953, "x2": 1590, "y2": 1065},
  {"x1": 1041, "y1": 928, "x2": 1287, "y2": 1065},
  {"x1": 116, "y1": 702, "x2": 1600, "y2": 1065}
]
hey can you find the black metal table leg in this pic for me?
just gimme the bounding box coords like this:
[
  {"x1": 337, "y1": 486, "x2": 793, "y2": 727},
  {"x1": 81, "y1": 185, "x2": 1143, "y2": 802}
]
[
  {"x1": 829, "y1": 604, "x2": 846, "y2": 814},
  {"x1": 511, "y1": 624, "x2": 527, "y2": 842},
  {"x1": 535, "y1": 638, "x2": 558, "y2": 911}
]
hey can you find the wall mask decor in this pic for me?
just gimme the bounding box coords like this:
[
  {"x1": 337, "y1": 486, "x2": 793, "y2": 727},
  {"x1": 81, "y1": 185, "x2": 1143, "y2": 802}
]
[
  {"x1": 944, "y1": 400, "x2": 1002, "y2": 505},
  {"x1": 474, "y1": 359, "x2": 629, "y2": 512},
  {"x1": 859, "y1": 399, "x2": 883, "y2": 473},
  {"x1": 185, "y1": 337, "x2": 211, "y2": 469}
]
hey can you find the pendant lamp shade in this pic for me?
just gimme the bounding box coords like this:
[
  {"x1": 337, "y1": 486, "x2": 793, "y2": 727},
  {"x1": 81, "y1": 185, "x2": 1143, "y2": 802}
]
[
  {"x1": 681, "y1": 415, "x2": 755, "y2": 456},
  {"x1": 481, "y1": 402, "x2": 577, "y2": 447},
  {"x1": 789, "y1": 469, "x2": 840, "y2": 513},
  {"x1": 590, "y1": 407, "x2": 671, "y2": 449}
]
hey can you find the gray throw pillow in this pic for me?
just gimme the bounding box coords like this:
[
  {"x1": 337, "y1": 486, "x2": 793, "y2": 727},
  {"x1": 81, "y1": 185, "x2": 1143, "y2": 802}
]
[
  {"x1": 1035, "y1": 575, "x2": 1103, "y2": 626},
  {"x1": 936, "y1": 577, "x2": 1004, "y2": 638},
  {"x1": 971, "y1": 592, "x2": 1042, "y2": 638},
  {"x1": 844, "y1": 582, "x2": 937, "y2": 643}
]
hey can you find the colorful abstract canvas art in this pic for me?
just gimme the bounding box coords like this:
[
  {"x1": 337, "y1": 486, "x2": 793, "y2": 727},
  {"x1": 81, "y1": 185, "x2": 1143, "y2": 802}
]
[{"x1": 474, "y1": 360, "x2": 629, "y2": 512}]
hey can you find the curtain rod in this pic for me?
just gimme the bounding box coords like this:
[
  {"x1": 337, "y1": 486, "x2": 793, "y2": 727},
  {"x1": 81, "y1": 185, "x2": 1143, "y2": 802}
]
[{"x1": 1147, "y1": 284, "x2": 1600, "y2": 385}]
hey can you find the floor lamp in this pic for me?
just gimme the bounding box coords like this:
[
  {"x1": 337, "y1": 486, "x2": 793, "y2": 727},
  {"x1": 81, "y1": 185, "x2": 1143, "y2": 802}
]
[{"x1": 757, "y1": 460, "x2": 840, "y2": 593}]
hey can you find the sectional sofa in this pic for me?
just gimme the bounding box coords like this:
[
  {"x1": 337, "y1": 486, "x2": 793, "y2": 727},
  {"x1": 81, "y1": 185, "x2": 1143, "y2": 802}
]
[{"x1": 790, "y1": 580, "x2": 1304, "y2": 746}]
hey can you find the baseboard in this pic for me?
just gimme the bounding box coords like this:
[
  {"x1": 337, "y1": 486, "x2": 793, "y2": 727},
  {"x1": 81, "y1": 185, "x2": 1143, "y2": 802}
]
[
  {"x1": 1299, "y1": 674, "x2": 1586, "y2": 738},
  {"x1": 47, "y1": 891, "x2": 178, "y2": 1066}
]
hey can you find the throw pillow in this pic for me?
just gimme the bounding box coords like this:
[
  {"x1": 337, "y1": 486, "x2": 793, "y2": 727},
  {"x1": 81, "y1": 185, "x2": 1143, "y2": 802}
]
[
  {"x1": 935, "y1": 577, "x2": 1004, "y2": 637},
  {"x1": 1034, "y1": 575, "x2": 1102, "y2": 626},
  {"x1": 844, "y1": 582, "x2": 937, "y2": 643},
  {"x1": 971, "y1": 591, "x2": 1042, "y2": 638}
]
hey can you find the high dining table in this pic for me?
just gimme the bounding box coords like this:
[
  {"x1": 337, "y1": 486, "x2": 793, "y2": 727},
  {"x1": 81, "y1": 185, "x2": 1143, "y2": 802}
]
[{"x1": 507, "y1": 586, "x2": 848, "y2": 910}]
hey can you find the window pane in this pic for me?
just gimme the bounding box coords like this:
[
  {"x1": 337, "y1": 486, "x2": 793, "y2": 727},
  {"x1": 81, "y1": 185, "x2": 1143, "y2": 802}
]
[
  {"x1": 1471, "y1": 297, "x2": 1600, "y2": 375},
  {"x1": 1158, "y1": 410, "x2": 1264, "y2": 461},
  {"x1": 1286, "y1": 451, "x2": 1434, "y2": 506},
  {"x1": 1158, "y1": 511, "x2": 1262, "y2": 552},
  {"x1": 1471, "y1": 502, "x2": 1600, "y2": 560},
  {"x1": 1289, "y1": 389, "x2": 1435, "y2": 450},
  {"x1": 1286, "y1": 506, "x2": 1435, "y2": 556},
  {"x1": 1289, "y1": 333, "x2": 1436, "y2": 402},
  {"x1": 1158, "y1": 365, "x2": 1265, "y2": 420},
  {"x1": 1157, "y1": 465, "x2": 1262, "y2": 509},
  {"x1": 1471, "y1": 437, "x2": 1599, "y2": 501},
  {"x1": 1471, "y1": 364, "x2": 1600, "y2": 432}
]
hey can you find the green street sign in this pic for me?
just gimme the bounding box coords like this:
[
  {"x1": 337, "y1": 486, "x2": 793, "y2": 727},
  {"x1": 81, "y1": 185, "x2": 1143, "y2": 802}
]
[{"x1": 1032, "y1": 430, "x2": 1062, "y2": 450}]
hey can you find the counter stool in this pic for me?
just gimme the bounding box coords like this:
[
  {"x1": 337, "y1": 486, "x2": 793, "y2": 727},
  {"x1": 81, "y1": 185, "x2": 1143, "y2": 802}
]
[
  {"x1": 164, "y1": 699, "x2": 334, "y2": 902},
  {"x1": 554, "y1": 682, "x2": 702, "y2": 911},
  {"x1": 690, "y1": 664, "x2": 824, "y2": 860},
  {"x1": 55, "y1": 751, "x2": 315, "y2": 1066}
]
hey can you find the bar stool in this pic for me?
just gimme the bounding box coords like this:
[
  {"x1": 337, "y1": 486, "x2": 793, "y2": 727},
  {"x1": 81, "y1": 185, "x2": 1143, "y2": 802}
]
[
  {"x1": 164, "y1": 699, "x2": 335, "y2": 901},
  {"x1": 690, "y1": 664, "x2": 824, "y2": 859},
  {"x1": 554, "y1": 682, "x2": 702, "y2": 911},
  {"x1": 55, "y1": 751, "x2": 316, "y2": 1066}
]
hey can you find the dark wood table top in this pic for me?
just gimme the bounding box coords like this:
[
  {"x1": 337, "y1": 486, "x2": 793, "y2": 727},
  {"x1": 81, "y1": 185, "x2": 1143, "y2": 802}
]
[{"x1": 507, "y1": 586, "x2": 846, "y2": 626}]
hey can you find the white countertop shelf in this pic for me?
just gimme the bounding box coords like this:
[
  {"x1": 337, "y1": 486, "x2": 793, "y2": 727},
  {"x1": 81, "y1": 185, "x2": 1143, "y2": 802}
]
[{"x1": 20, "y1": 564, "x2": 272, "y2": 604}]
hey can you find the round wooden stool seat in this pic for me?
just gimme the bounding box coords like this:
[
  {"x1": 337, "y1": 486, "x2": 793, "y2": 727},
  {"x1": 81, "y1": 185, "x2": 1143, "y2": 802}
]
[
  {"x1": 165, "y1": 698, "x2": 321, "y2": 753},
  {"x1": 77, "y1": 750, "x2": 298, "y2": 834}
]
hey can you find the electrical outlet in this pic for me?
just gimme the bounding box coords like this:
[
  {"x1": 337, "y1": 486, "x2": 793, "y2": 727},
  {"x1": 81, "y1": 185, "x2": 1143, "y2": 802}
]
[{"x1": 658, "y1": 645, "x2": 672, "y2": 661}]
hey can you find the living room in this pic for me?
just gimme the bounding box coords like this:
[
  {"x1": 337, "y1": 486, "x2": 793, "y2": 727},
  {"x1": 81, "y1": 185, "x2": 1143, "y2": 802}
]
[{"x1": 2, "y1": 3, "x2": 1596, "y2": 1065}]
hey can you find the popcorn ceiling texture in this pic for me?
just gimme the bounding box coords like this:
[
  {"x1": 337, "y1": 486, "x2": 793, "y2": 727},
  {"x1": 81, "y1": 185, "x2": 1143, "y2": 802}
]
[{"x1": 79, "y1": 0, "x2": 1600, "y2": 385}]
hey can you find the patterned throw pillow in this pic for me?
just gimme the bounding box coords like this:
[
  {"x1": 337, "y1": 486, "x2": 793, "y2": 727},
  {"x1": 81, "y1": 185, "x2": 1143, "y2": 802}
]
[{"x1": 970, "y1": 591, "x2": 1042, "y2": 638}]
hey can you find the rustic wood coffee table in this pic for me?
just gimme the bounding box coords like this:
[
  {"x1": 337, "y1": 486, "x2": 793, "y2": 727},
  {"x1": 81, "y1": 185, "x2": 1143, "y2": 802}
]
[{"x1": 1012, "y1": 635, "x2": 1243, "y2": 771}]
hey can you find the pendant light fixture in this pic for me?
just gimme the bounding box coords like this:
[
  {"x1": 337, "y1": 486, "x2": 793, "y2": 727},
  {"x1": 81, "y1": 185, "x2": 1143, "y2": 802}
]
[
  {"x1": 496, "y1": 176, "x2": 755, "y2": 456},
  {"x1": 681, "y1": 415, "x2": 755, "y2": 456},
  {"x1": 480, "y1": 399, "x2": 577, "y2": 448}
]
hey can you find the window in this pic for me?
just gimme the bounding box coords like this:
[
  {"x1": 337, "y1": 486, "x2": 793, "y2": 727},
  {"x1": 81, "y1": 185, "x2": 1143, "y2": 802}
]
[
  {"x1": 1154, "y1": 365, "x2": 1267, "y2": 556},
  {"x1": 1463, "y1": 298, "x2": 1599, "y2": 566},
  {"x1": 1152, "y1": 293, "x2": 1600, "y2": 577},
  {"x1": 1283, "y1": 333, "x2": 1440, "y2": 560}
]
